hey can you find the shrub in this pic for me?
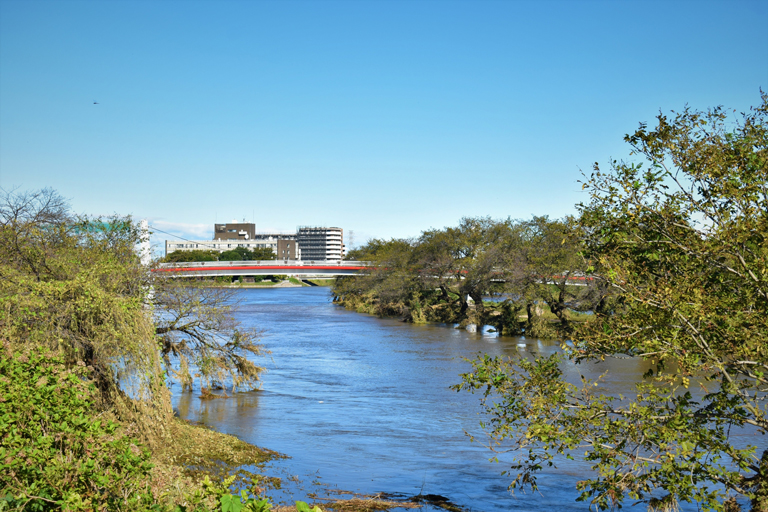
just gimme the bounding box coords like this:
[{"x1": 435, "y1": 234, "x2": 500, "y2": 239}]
[
  {"x1": 0, "y1": 347, "x2": 155, "y2": 511},
  {"x1": 164, "y1": 250, "x2": 218, "y2": 263},
  {"x1": 219, "y1": 250, "x2": 243, "y2": 261}
]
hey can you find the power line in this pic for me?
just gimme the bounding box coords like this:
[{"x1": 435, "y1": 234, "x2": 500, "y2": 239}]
[{"x1": 147, "y1": 225, "x2": 197, "y2": 243}]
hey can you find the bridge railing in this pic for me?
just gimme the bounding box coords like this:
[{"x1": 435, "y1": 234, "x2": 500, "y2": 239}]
[{"x1": 156, "y1": 260, "x2": 373, "y2": 270}]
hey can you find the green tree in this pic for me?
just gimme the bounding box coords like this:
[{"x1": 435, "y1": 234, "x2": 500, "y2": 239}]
[
  {"x1": 164, "y1": 249, "x2": 219, "y2": 262},
  {"x1": 334, "y1": 217, "x2": 588, "y2": 332},
  {"x1": 251, "y1": 247, "x2": 276, "y2": 260},
  {"x1": 217, "y1": 246, "x2": 275, "y2": 261},
  {"x1": 507, "y1": 216, "x2": 595, "y2": 336},
  {"x1": 0, "y1": 191, "x2": 168, "y2": 440},
  {"x1": 414, "y1": 217, "x2": 515, "y2": 323},
  {"x1": 333, "y1": 238, "x2": 419, "y2": 318},
  {"x1": 456, "y1": 95, "x2": 768, "y2": 511},
  {"x1": 219, "y1": 249, "x2": 244, "y2": 261},
  {"x1": 0, "y1": 188, "x2": 267, "y2": 435}
]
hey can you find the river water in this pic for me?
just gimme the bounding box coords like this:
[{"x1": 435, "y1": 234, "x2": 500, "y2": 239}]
[{"x1": 170, "y1": 287, "x2": 751, "y2": 511}]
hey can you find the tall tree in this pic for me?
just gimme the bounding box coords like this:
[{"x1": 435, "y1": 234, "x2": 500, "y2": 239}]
[
  {"x1": 0, "y1": 188, "x2": 267, "y2": 437},
  {"x1": 510, "y1": 216, "x2": 592, "y2": 335},
  {"x1": 0, "y1": 189, "x2": 170, "y2": 442},
  {"x1": 456, "y1": 95, "x2": 768, "y2": 511},
  {"x1": 415, "y1": 217, "x2": 514, "y2": 320},
  {"x1": 333, "y1": 238, "x2": 418, "y2": 318}
]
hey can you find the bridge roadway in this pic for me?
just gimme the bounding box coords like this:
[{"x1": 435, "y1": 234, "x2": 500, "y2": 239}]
[
  {"x1": 154, "y1": 260, "x2": 372, "y2": 278},
  {"x1": 153, "y1": 261, "x2": 594, "y2": 285}
]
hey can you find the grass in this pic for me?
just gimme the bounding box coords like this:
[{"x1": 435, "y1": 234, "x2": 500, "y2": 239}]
[
  {"x1": 306, "y1": 279, "x2": 336, "y2": 287},
  {"x1": 144, "y1": 417, "x2": 284, "y2": 508}
]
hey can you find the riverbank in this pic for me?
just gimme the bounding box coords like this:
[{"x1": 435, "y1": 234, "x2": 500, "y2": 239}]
[
  {"x1": 158, "y1": 413, "x2": 452, "y2": 511},
  {"x1": 189, "y1": 277, "x2": 337, "y2": 289},
  {"x1": 333, "y1": 290, "x2": 592, "y2": 340},
  {"x1": 150, "y1": 417, "x2": 281, "y2": 504},
  {"x1": 225, "y1": 280, "x2": 305, "y2": 288},
  {"x1": 189, "y1": 278, "x2": 308, "y2": 288},
  {"x1": 172, "y1": 287, "x2": 582, "y2": 512}
]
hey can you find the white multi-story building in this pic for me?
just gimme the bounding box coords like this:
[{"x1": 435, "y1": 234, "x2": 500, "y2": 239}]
[
  {"x1": 165, "y1": 223, "x2": 299, "y2": 259},
  {"x1": 164, "y1": 223, "x2": 345, "y2": 261},
  {"x1": 165, "y1": 237, "x2": 298, "y2": 257},
  {"x1": 297, "y1": 227, "x2": 344, "y2": 261}
]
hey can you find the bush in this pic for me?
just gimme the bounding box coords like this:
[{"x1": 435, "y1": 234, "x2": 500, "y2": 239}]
[
  {"x1": 0, "y1": 347, "x2": 155, "y2": 511},
  {"x1": 164, "y1": 250, "x2": 218, "y2": 263},
  {"x1": 219, "y1": 250, "x2": 243, "y2": 261}
]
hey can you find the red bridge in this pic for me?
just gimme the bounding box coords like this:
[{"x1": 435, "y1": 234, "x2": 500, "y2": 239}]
[{"x1": 153, "y1": 260, "x2": 372, "y2": 277}]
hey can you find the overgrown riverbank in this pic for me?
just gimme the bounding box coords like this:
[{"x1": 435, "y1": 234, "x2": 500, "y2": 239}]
[
  {"x1": 2, "y1": 342, "x2": 434, "y2": 512},
  {"x1": 0, "y1": 190, "x2": 458, "y2": 511},
  {"x1": 334, "y1": 278, "x2": 596, "y2": 340},
  {"x1": 333, "y1": 217, "x2": 610, "y2": 340},
  {"x1": 0, "y1": 345, "x2": 281, "y2": 511}
]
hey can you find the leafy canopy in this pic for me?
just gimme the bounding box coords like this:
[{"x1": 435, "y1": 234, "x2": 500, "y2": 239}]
[{"x1": 456, "y1": 94, "x2": 768, "y2": 511}]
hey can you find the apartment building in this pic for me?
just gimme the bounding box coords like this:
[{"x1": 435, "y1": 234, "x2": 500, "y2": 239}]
[
  {"x1": 164, "y1": 223, "x2": 343, "y2": 261},
  {"x1": 297, "y1": 227, "x2": 344, "y2": 261},
  {"x1": 165, "y1": 223, "x2": 299, "y2": 257},
  {"x1": 165, "y1": 238, "x2": 290, "y2": 256}
]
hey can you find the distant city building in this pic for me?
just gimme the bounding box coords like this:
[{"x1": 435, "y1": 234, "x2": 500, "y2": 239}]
[
  {"x1": 165, "y1": 223, "x2": 345, "y2": 261},
  {"x1": 166, "y1": 223, "x2": 299, "y2": 258},
  {"x1": 297, "y1": 227, "x2": 344, "y2": 261},
  {"x1": 277, "y1": 239, "x2": 298, "y2": 260},
  {"x1": 165, "y1": 238, "x2": 295, "y2": 257},
  {"x1": 214, "y1": 223, "x2": 256, "y2": 240}
]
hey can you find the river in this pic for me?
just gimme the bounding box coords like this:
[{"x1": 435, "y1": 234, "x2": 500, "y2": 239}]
[{"x1": 170, "y1": 287, "x2": 749, "y2": 511}]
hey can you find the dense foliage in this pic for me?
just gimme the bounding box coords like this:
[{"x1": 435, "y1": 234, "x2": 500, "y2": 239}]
[
  {"x1": 164, "y1": 247, "x2": 276, "y2": 263},
  {"x1": 456, "y1": 95, "x2": 768, "y2": 510},
  {"x1": 0, "y1": 190, "x2": 171, "y2": 444},
  {"x1": 164, "y1": 250, "x2": 219, "y2": 263},
  {"x1": 333, "y1": 216, "x2": 599, "y2": 338},
  {"x1": 0, "y1": 348, "x2": 155, "y2": 511},
  {"x1": 219, "y1": 247, "x2": 275, "y2": 261},
  {"x1": 0, "y1": 188, "x2": 275, "y2": 510}
]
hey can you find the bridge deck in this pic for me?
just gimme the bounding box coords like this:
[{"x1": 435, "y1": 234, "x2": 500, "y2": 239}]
[{"x1": 154, "y1": 260, "x2": 371, "y2": 277}]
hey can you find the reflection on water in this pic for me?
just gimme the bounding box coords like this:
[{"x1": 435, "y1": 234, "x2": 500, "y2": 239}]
[{"x1": 171, "y1": 288, "x2": 725, "y2": 511}]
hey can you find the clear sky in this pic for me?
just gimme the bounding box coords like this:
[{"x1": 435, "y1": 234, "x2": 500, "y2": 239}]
[{"x1": 1, "y1": 0, "x2": 766, "y2": 252}]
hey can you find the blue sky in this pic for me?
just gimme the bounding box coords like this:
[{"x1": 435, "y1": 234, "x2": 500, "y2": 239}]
[{"x1": 1, "y1": 0, "x2": 766, "y2": 252}]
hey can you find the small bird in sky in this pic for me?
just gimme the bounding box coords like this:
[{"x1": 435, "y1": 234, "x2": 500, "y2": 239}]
[{"x1": 93, "y1": 101, "x2": 99, "y2": 104}]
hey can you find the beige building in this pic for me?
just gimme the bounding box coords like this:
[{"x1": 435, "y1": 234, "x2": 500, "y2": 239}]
[{"x1": 165, "y1": 223, "x2": 344, "y2": 261}]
